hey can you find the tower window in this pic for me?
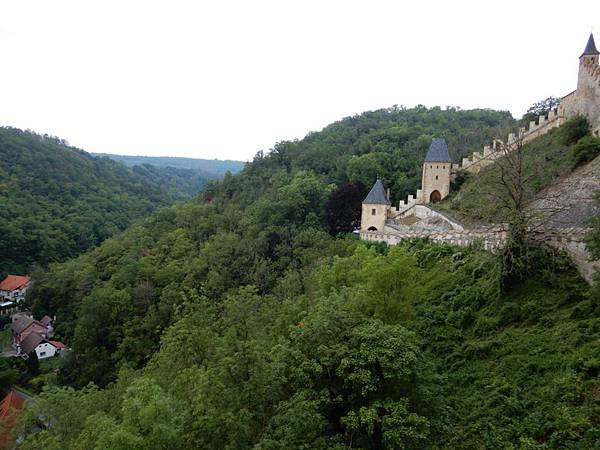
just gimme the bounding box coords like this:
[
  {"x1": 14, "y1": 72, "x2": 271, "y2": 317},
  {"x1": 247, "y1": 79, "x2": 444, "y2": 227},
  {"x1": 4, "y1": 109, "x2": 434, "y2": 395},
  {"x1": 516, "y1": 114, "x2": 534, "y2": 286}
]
[
  {"x1": 437, "y1": 165, "x2": 439, "y2": 169},
  {"x1": 430, "y1": 165, "x2": 432, "y2": 168},
  {"x1": 435, "y1": 175, "x2": 438, "y2": 180},
  {"x1": 371, "y1": 208, "x2": 376, "y2": 215},
  {"x1": 443, "y1": 165, "x2": 445, "y2": 169}
]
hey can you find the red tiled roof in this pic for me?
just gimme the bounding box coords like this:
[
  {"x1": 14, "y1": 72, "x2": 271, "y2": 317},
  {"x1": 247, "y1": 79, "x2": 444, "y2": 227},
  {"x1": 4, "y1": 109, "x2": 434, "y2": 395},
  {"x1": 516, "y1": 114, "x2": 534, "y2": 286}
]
[
  {"x1": 0, "y1": 390, "x2": 26, "y2": 448},
  {"x1": 0, "y1": 390, "x2": 25, "y2": 417},
  {"x1": 49, "y1": 340, "x2": 66, "y2": 349},
  {"x1": 0, "y1": 275, "x2": 30, "y2": 292}
]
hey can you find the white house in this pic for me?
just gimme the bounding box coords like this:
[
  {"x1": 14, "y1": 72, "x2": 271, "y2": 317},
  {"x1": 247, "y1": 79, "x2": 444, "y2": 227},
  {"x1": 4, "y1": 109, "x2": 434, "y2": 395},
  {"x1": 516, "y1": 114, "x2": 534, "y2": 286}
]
[
  {"x1": 0, "y1": 275, "x2": 30, "y2": 302},
  {"x1": 19, "y1": 333, "x2": 66, "y2": 360}
]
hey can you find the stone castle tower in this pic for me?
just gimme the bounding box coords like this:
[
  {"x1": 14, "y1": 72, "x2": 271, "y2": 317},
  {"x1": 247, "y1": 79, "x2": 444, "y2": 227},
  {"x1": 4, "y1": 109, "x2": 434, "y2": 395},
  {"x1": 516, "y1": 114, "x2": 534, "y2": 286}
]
[
  {"x1": 420, "y1": 138, "x2": 452, "y2": 204},
  {"x1": 560, "y1": 33, "x2": 600, "y2": 135},
  {"x1": 361, "y1": 179, "x2": 390, "y2": 232}
]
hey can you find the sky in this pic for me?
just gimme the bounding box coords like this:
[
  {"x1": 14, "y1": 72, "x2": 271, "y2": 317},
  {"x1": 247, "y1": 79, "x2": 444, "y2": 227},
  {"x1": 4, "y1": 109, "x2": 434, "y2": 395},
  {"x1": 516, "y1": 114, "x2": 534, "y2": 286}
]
[{"x1": 0, "y1": 1, "x2": 599, "y2": 161}]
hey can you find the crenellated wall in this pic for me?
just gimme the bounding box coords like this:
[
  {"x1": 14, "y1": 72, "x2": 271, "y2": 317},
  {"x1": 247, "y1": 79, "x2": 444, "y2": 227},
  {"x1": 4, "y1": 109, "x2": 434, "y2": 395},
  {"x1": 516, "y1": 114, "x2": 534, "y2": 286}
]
[{"x1": 460, "y1": 109, "x2": 563, "y2": 174}]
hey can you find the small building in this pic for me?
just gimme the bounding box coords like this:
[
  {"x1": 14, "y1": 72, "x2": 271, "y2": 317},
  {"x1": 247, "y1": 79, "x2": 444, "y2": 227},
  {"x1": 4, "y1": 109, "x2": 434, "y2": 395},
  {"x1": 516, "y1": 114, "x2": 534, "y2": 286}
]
[
  {"x1": 0, "y1": 275, "x2": 30, "y2": 302},
  {"x1": 11, "y1": 316, "x2": 47, "y2": 349},
  {"x1": 16, "y1": 332, "x2": 65, "y2": 359}
]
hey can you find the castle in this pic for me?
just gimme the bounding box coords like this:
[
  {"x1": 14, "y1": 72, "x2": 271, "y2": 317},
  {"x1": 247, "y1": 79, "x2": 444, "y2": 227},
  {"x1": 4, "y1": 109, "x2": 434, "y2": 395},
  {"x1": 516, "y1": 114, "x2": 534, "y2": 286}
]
[
  {"x1": 361, "y1": 33, "x2": 600, "y2": 233},
  {"x1": 359, "y1": 34, "x2": 600, "y2": 282}
]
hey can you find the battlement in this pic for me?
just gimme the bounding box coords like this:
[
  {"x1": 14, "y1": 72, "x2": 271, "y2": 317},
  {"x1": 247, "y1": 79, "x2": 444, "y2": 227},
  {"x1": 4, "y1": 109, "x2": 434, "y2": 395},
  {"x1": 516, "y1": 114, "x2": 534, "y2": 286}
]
[
  {"x1": 394, "y1": 188, "x2": 422, "y2": 214},
  {"x1": 460, "y1": 109, "x2": 562, "y2": 173}
]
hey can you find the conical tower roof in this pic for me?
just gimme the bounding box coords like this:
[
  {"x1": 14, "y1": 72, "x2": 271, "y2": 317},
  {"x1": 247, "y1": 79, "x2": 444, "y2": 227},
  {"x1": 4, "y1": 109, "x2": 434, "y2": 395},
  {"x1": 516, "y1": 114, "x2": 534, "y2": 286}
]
[
  {"x1": 581, "y1": 33, "x2": 599, "y2": 57},
  {"x1": 424, "y1": 138, "x2": 451, "y2": 162},
  {"x1": 363, "y1": 179, "x2": 390, "y2": 205}
]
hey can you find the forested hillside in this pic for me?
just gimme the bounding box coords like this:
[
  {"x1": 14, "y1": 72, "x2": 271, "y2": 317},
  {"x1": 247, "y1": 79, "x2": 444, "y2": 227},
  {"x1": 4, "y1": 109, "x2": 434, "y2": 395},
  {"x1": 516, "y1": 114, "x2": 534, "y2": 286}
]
[
  {"x1": 95, "y1": 153, "x2": 245, "y2": 177},
  {"x1": 12, "y1": 105, "x2": 600, "y2": 448},
  {"x1": 0, "y1": 128, "x2": 212, "y2": 275}
]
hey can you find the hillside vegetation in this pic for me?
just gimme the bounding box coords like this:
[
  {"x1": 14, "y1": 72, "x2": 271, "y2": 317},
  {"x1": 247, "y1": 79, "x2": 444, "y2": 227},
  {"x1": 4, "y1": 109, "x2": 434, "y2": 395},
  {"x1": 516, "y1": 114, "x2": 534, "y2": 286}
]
[
  {"x1": 0, "y1": 128, "x2": 213, "y2": 275},
  {"x1": 21, "y1": 242, "x2": 600, "y2": 449},
  {"x1": 13, "y1": 105, "x2": 600, "y2": 448},
  {"x1": 95, "y1": 153, "x2": 245, "y2": 177}
]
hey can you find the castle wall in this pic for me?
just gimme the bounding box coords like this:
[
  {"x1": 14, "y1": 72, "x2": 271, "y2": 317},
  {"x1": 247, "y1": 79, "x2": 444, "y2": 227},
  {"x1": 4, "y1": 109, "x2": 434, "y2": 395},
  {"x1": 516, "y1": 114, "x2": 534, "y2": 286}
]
[{"x1": 360, "y1": 228, "x2": 598, "y2": 283}]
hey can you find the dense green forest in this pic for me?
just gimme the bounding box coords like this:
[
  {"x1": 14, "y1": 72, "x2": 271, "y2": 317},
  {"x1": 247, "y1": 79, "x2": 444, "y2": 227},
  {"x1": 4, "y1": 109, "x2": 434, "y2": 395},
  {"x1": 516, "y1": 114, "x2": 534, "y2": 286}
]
[
  {"x1": 0, "y1": 128, "x2": 224, "y2": 276},
  {"x1": 95, "y1": 153, "x2": 245, "y2": 176},
  {"x1": 6, "y1": 106, "x2": 600, "y2": 448}
]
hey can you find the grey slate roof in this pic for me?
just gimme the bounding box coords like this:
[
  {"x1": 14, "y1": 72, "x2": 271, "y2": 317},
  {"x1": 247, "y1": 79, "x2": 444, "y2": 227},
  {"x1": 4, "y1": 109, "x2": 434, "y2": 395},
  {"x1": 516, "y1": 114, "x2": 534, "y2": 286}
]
[
  {"x1": 582, "y1": 33, "x2": 599, "y2": 56},
  {"x1": 424, "y1": 138, "x2": 451, "y2": 162},
  {"x1": 363, "y1": 179, "x2": 390, "y2": 205}
]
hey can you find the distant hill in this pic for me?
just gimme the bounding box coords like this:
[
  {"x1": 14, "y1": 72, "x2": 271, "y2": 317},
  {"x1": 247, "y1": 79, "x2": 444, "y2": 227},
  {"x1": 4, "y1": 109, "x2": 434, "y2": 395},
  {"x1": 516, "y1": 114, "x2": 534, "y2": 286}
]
[
  {"x1": 0, "y1": 127, "x2": 216, "y2": 275},
  {"x1": 94, "y1": 153, "x2": 246, "y2": 177}
]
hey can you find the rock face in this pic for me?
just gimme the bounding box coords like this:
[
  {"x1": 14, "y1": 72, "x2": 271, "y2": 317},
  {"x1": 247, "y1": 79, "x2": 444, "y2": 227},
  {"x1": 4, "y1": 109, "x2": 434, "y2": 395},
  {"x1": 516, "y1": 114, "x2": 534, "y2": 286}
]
[{"x1": 530, "y1": 155, "x2": 600, "y2": 230}]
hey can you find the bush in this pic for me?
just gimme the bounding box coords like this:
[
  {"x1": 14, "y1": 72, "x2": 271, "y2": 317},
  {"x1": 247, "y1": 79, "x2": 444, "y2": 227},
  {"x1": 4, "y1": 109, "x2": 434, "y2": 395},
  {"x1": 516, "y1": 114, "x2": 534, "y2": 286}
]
[
  {"x1": 559, "y1": 115, "x2": 589, "y2": 145},
  {"x1": 572, "y1": 135, "x2": 600, "y2": 166}
]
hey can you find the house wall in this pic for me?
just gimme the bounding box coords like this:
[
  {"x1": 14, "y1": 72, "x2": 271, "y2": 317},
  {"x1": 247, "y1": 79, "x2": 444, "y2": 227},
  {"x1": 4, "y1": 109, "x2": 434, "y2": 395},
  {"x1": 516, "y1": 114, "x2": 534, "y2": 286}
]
[
  {"x1": 34, "y1": 342, "x2": 57, "y2": 360},
  {"x1": 360, "y1": 203, "x2": 389, "y2": 232},
  {"x1": 0, "y1": 287, "x2": 27, "y2": 302}
]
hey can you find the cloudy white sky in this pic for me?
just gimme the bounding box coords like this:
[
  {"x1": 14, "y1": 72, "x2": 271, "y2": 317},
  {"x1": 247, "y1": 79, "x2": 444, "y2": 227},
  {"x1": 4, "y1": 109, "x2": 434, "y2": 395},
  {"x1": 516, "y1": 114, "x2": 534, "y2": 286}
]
[{"x1": 0, "y1": 1, "x2": 598, "y2": 161}]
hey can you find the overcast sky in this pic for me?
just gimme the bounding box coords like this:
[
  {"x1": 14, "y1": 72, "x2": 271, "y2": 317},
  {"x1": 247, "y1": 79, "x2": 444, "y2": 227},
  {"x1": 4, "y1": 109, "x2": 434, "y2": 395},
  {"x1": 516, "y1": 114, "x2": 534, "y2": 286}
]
[{"x1": 0, "y1": 1, "x2": 598, "y2": 161}]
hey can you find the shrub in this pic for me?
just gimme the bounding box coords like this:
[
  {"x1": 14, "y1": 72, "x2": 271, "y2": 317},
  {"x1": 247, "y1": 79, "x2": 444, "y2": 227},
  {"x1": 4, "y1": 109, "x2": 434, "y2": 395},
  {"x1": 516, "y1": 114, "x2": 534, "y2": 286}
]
[
  {"x1": 572, "y1": 135, "x2": 600, "y2": 166},
  {"x1": 559, "y1": 115, "x2": 589, "y2": 145}
]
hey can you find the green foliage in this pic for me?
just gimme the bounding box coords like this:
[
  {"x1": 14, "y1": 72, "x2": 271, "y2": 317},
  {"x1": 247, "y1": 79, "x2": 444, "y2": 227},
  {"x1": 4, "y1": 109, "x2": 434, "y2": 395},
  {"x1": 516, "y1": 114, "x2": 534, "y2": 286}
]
[
  {"x1": 20, "y1": 243, "x2": 600, "y2": 449},
  {"x1": 558, "y1": 115, "x2": 590, "y2": 145},
  {"x1": 95, "y1": 153, "x2": 245, "y2": 176},
  {"x1": 0, "y1": 128, "x2": 213, "y2": 275},
  {"x1": 521, "y1": 96, "x2": 560, "y2": 125},
  {"x1": 572, "y1": 136, "x2": 600, "y2": 166},
  {"x1": 587, "y1": 191, "x2": 600, "y2": 261}
]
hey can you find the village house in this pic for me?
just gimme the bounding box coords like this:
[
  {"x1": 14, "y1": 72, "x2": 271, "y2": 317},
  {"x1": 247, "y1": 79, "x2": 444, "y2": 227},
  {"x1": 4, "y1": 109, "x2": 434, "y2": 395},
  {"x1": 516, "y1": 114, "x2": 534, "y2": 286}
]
[
  {"x1": 10, "y1": 314, "x2": 64, "y2": 359},
  {"x1": 0, "y1": 275, "x2": 30, "y2": 302}
]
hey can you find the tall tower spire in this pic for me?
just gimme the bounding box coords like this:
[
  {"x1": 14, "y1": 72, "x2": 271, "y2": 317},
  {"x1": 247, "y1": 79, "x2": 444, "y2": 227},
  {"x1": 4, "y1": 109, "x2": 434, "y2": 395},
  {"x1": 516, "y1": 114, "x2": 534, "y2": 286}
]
[{"x1": 581, "y1": 33, "x2": 599, "y2": 57}]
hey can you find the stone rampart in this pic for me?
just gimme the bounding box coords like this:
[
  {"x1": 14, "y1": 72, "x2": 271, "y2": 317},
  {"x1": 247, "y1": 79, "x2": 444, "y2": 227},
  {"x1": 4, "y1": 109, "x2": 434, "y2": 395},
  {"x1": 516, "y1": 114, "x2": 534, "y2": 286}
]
[
  {"x1": 461, "y1": 109, "x2": 563, "y2": 174},
  {"x1": 360, "y1": 227, "x2": 507, "y2": 251},
  {"x1": 360, "y1": 227, "x2": 598, "y2": 283}
]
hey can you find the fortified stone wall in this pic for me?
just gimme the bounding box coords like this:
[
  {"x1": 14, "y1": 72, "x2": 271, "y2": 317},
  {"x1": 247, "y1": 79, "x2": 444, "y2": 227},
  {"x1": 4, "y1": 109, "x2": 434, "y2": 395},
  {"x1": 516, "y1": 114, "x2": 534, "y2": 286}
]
[
  {"x1": 361, "y1": 227, "x2": 598, "y2": 283},
  {"x1": 360, "y1": 227, "x2": 507, "y2": 251},
  {"x1": 460, "y1": 109, "x2": 563, "y2": 174}
]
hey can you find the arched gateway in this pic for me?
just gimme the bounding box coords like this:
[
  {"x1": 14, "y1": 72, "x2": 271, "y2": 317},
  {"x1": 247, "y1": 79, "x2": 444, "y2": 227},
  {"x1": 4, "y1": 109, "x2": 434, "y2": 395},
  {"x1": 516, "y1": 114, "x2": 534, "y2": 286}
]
[{"x1": 429, "y1": 190, "x2": 442, "y2": 203}]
